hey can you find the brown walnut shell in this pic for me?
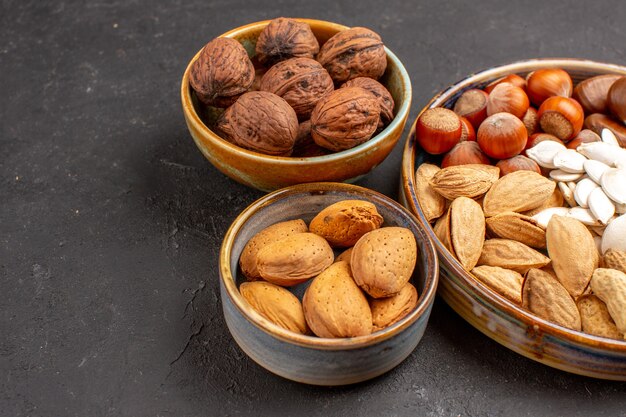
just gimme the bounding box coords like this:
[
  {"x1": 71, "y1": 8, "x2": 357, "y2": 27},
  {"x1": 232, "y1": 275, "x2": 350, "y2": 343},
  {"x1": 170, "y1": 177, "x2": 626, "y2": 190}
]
[
  {"x1": 190, "y1": 37, "x2": 254, "y2": 107},
  {"x1": 216, "y1": 91, "x2": 298, "y2": 156},
  {"x1": 316, "y1": 27, "x2": 387, "y2": 84},
  {"x1": 310, "y1": 87, "x2": 380, "y2": 152},
  {"x1": 341, "y1": 77, "x2": 394, "y2": 129},
  {"x1": 255, "y1": 17, "x2": 320, "y2": 66},
  {"x1": 260, "y1": 58, "x2": 334, "y2": 121}
]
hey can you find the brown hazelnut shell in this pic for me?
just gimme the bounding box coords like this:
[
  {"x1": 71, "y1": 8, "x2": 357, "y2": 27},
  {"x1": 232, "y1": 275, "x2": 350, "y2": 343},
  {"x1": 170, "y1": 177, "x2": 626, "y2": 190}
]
[
  {"x1": 260, "y1": 58, "x2": 334, "y2": 121},
  {"x1": 310, "y1": 87, "x2": 380, "y2": 152},
  {"x1": 216, "y1": 91, "x2": 298, "y2": 156},
  {"x1": 255, "y1": 18, "x2": 320, "y2": 66},
  {"x1": 190, "y1": 37, "x2": 254, "y2": 107},
  {"x1": 316, "y1": 27, "x2": 387, "y2": 84}
]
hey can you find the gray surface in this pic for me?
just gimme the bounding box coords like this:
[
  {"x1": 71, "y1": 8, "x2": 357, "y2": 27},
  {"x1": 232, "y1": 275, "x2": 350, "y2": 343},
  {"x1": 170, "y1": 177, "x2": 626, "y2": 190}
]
[{"x1": 1, "y1": 1, "x2": 626, "y2": 416}]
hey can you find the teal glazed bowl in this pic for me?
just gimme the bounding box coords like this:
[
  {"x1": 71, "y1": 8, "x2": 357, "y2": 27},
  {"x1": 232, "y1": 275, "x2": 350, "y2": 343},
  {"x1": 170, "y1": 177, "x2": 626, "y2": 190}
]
[
  {"x1": 181, "y1": 19, "x2": 412, "y2": 192},
  {"x1": 400, "y1": 58, "x2": 626, "y2": 380},
  {"x1": 219, "y1": 182, "x2": 438, "y2": 385}
]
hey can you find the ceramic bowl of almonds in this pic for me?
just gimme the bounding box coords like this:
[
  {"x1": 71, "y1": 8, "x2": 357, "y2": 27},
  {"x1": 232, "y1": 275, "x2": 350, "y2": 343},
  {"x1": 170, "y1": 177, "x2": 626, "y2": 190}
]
[
  {"x1": 219, "y1": 182, "x2": 438, "y2": 385},
  {"x1": 400, "y1": 58, "x2": 626, "y2": 380},
  {"x1": 181, "y1": 18, "x2": 411, "y2": 191}
]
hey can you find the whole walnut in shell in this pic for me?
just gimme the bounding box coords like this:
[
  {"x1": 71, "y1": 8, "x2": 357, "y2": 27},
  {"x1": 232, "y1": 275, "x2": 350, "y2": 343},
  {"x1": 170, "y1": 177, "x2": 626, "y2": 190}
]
[
  {"x1": 190, "y1": 37, "x2": 254, "y2": 107},
  {"x1": 216, "y1": 91, "x2": 298, "y2": 156},
  {"x1": 260, "y1": 58, "x2": 334, "y2": 120},
  {"x1": 316, "y1": 27, "x2": 387, "y2": 84},
  {"x1": 292, "y1": 120, "x2": 329, "y2": 157},
  {"x1": 310, "y1": 87, "x2": 380, "y2": 152},
  {"x1": 255, "y1": 17, "x2": 320, "y2": 66},
  {"x1": 341, "y1": 77, "x2": 394, "y2": 129}
]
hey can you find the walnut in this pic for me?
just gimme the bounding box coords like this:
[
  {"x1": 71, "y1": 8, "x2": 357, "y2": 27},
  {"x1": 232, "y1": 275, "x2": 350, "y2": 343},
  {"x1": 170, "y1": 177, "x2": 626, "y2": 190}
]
[
  {"x1": 190, "y1": 37, "x2": 254, "y2": 107},
  {"x1": 310, "y1": 87, "x2": 380, "y2": 152},
  {"x1": 255, "y1": 18, "x2": 320, "y2": 66},
  {"x1": 341, "y1": 77, "x2": 394, "y2": 129},
  {"x1": 292, "y1": 120, "x2": 330, "y2": 157},
  {"x1": 216, "y1": 91, "x2": 298, "y2": 156},
  {"x1": 260, "y1": 58, "x2": 334, "y2": 120},
  {"x1": 317, "y1": 27, "x2": 387, "y2": 84}
]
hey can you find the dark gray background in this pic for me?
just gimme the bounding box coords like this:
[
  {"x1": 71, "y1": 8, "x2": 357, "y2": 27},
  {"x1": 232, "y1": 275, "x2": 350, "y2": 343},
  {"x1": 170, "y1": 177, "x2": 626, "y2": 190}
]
[{"x1": 2, "y1": 1, "x2": 626, "y2": 416}]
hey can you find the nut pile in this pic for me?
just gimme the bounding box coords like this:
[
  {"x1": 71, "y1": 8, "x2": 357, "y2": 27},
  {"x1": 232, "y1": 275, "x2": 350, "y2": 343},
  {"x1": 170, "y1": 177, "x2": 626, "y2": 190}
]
[
  {"x1": 237, "y1": 200, "x2": 419, "y2": 338},
  {"x1": 414, "y1": 69, "x2": 626, "y2": 340},
  {"x1": 190, "y1": 17, "x2": 395, "y2": 157}
]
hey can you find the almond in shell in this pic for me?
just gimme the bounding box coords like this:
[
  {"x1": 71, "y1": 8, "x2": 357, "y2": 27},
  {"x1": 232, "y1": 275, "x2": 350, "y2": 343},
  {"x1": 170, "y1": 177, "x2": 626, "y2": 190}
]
[
  {"x1": 590, "y1": 268, "x2": 626, "y2": 338},
  {"x1": 522, "y1": 187, "x2": 564, "y2": 217},
  {"x1": 576, "y1": 294, "x2": 623, "y2": 339},
  {"x1": 471, "y1": 265, "x2": 523, "y2": 304},
  {"x1": 334, "y1": 247, "x2": 354, "y2": 265},
  {"x1": 546, "y1": 215, "x2": 598, "y2": 298},
  {"x1": 486, "y1": 211, "x2": 546, "y2": 249},
  {"x1": 239, "y1": 219, "x2": 308, "y2": 280},
  {"x1": 370, "y1": 283, "x2": 418, "y2": 332},
  {"x1": 414, "y1": 163, "x2": 446, "y2": 222},
  {"x1": 256, "y1": 232, "x2": 334, "y2": 286},
  {"x1": 309, "y1": 200, "x2": 383, "y2": 247},
  {"x1": 477, "y1": 238, "x2": 551, "y2": 274},
  {"x1": 351, "y1": 227, "x2": 417, "y2": 298},
  {"x1": 482, "y1": 170, "x2": 556, "y2": 217},
  {"x1": 450, "y1": 197, "x2": 485, "y2": 271},
  {"x1": 302, "y1": 261, "x2": 372, "y2": 338},
  {"x1": 428, "y1": 164, "x2": 500, "y2": 200},
  {"x1": 433, "y1": 206, "x2": 453, "y2": 253},
  {"x1": 240, "y1": 281, "x2": 309, "y2": 334},
  {"x1": 523, "y1": 268, "x2": 582, "y2": 331}
]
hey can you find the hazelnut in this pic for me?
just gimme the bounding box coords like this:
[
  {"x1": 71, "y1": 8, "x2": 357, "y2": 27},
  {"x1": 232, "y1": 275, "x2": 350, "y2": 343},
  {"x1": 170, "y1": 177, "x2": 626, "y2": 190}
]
[
  {"x1": 316, "y1": 27, "x2": 387, "y2": 84},
  {"x1": 190, "y1": 37, "x2": 254, "y2": 107},
  {"x1": 260, "y1": 58, "x2": 334, "y2": 121},
  {"x1": 341, "y1": 77, "x2": 395, "y2": 129},
  {"x1": 310, "y1": 87, "x2": 380, "y2": 152},
  {"x1": 216, "y1": 91, "x2": 298, "y2": 156},
  {"x1": 255, "y1": 18, "x2": 319, "y2": 66}
]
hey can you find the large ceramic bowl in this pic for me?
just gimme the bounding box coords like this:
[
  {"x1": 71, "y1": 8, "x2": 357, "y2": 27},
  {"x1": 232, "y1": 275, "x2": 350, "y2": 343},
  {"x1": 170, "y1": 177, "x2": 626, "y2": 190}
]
[
  {"x1": 219, "y1": 182, "x2": 438, "y2": 385},
  {"x1": 181, "y1": 19, "x2": 411, "y2": 192},
  {"x1": 400, "y1": 58, "x2": 626, "y2": 380}
]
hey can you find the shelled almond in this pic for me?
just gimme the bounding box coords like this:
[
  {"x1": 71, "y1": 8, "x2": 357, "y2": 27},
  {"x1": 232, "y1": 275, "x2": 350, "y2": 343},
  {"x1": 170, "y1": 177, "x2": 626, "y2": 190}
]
[{"x1": 414, "y1": 70, "x2": 626, "y2": 339}]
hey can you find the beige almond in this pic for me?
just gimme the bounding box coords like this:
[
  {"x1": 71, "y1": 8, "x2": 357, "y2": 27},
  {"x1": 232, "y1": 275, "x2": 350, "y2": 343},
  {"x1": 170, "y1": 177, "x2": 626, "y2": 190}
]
[
  {"x1": 478, "y1": 238, "x2": 551, "y2": 274},
  {"x1": 351, "y1": 227, "x2": 417, "y2": 298},
  {"x1": 485, "y1": 211, "x2": 546, "y2": 249},
  {"x1": 603, "y1": 248, "x2": 626, "y2": 274},
  {"x1": 590, "y1": 268, "x2": 626, "y2": 338},
  {"x1": 370, "y1": 283, "x2": 419, "y2": 332},
  {"x1": 523, "y1": 268, "x2": 582, "y2": 331},
  {"x1": 433, "y1": 206, "x2": 453, "y2": 254},
  {"x1": 546, "y1": 215, "x2": 598, "y2": 299},
  {"x1": 309, "y1": 200, "x2": 383, "y2": 247},
  {"x1": 334, "y1": 247, "x2": 353, "y2": 266},
  {"x1": 428, "y1": 164, "x2": 500, "y2": 200},
  {"x1": 471, "y1": 265, "x2": 523, "y2": 304},
  {"x1": 415, "y1": 163, "x2": 446, "y2": 222},
  {"x1": 577, "y1": 294, "x2": 623, "y2": 339},
  {"x1": 450, "y1": 197, "x2": 485, "y2": 271},
  {"x1": 256, "y1": 232, "x2": 334, "y2": 286},
  {"x1": 483, "y1": 170, "x2": 556, "y2": 217},
  {"x1": 240, "y1": 281, "x2": 309, "y2": 334},
  {"x1": 522, "y1": 187, "x2": 564, "y2": 217},
  {"x1": 302, "y1": 261, "x2": 372, "y2": 338},
  {"x1": 239, "y1": 219, "x2": 308, "y2": 280}
]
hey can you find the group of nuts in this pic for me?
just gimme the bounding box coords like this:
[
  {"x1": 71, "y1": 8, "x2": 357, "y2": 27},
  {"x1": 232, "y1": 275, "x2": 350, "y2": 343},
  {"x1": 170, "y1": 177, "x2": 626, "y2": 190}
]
[
  {"x1": 190, "y1": 18, "x2": 395, "y2": 157},
  {"x1": 414, "y1": 69, "x2": 626, "y2": 340},
  {"x1": 237, "y1": 200, "x2": 418, "y2": 338}
]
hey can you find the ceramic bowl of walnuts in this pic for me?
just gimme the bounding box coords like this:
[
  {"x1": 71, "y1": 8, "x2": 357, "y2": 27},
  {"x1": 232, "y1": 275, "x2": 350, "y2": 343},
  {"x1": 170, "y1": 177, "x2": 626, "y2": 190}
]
[
  {"x1": 181, "y1": 18, "x2": 411, "y2": 191},
  {"x1": 219, "y1": 182, "x2": 438, "y2": 385}
]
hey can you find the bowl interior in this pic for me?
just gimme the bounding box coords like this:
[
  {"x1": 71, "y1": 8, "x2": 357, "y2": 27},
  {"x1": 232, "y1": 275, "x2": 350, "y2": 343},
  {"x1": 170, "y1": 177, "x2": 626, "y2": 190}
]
[
  {"x1": 402, "y1": 58, "x2": 626, "y2": 351},
  {"x1": 220, "y1": 182, "x2": 438, "y2": 349},
  {"x1": 183, "y1": 18, "x2": 412, "y2": 162}
]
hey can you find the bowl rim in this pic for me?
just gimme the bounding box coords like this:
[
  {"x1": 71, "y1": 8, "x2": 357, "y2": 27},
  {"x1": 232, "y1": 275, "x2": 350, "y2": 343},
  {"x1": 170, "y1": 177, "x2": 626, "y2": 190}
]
[
  {"x1": 219, "y1": 182, "x2": 439, "y2": 350},
  {"x1": 180, "y1": 18, "x2": 412, "y2": 165},
  {"x1": 401, "y1": 58, "x2": 626, "y2": 352}
]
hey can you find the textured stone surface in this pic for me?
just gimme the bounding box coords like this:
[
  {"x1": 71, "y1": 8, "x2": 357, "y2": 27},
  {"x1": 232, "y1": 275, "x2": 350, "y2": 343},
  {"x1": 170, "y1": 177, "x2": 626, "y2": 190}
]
[{"x1": 2, "y1": 1, "x2": 626, "y2": 416}]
